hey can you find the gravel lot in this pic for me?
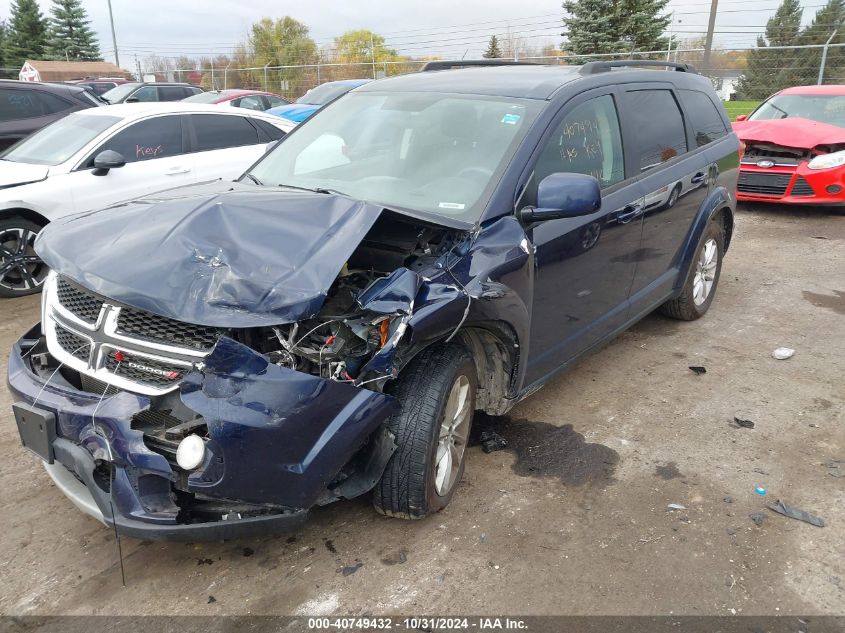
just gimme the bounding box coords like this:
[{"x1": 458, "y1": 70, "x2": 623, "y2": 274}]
[{"x1": 0, "y1": 203, "x2": 842, "y2": 617}]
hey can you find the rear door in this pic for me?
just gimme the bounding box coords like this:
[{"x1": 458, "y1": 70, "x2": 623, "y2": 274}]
[
  {"x1": 67, "y1": 114, "x2": 193, "y2": 212},
  {"x1": 186, "y1": 113, "x2": 265, "y2": 180},
  {"x1": 158, "y1": 85, "x2": 190, "y2": 102},
  {"x1": 524, "y1": 88, "x2": 646, "y2": 384},
  {"x1": 621, "y1": 84, "x2": 712, "y2": 307}
]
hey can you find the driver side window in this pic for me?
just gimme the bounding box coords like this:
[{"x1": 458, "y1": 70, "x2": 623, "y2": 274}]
[{"x1": 523, "y1": 94, "x2": 625, "y2": 206}]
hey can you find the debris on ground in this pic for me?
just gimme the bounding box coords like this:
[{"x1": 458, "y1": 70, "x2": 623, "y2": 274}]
[
  {"x1": 726, "y1": 527, "x2": 737, "y2": 536},
  {"x1": 750, "y1": 512, "x2": 766, "y2": 527},
  {"x1": 768, "y1": 500, "x2": 825, "y2": 527},
  {"x1": 207, "y1": 596, "x2": 216, "y2": 604},
  {"x1": 753, "y1": 467, "x2": 769, "y2": 475},
  {"x1": 324, "y1": 539, "x2": 337, "y2": 554},
  {"x1": 197, "y1": 558, "x2": 213, "y2": 566},
  {"x1": 479, "y1": 430, "x2": 508, "y2": 453},
  {"x1": 733, "y1": 417, "x2": 755, "y2": 429},
  {"x1": 479, "y1": 532, "x2": 489, "y2": 544},
  {"x1": 827, "y1": 460, "x2": 844, "y2": 478},
  {"x1": 381, "y1": 549, "x2": 408, "y2": 565},
  {"x1": 341, "y1": 562, "x2": 363, "y2": 576},
  {"x1": 723, "y1": 496, "x2": 734, "y2": 503},
  {"x1": 242, "y1": 547, "x2": 254, "y2": 557},
  {"x1": 667, "y1": 503, "x2": 686, "y2": 510},
  {"x1": 755, "y1": 486, "x2": 767, "y2": 496},
  {"x1": 772, "y1": 347, "x2": 796, "y2": 360},
  {"x1": 688, "y1": 366, "x2": 707, "y2": 375}
]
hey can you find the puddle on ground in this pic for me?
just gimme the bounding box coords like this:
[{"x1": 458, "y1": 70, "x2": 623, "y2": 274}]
[
  {"x1": 654, "y1": 461, "x2": 682, "y2": 480},
  {"x1": 802, "y1": 289, "x2": 845, "y2": 315},
  {"x1": 472, "y1": 413, "x2": 619, "y2": 487}
]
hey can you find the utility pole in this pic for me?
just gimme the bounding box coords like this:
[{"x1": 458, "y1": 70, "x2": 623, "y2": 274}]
[
  {"x1": 702, "y1": 0, "x2": 719, "y2": 72},
  {"x1": 818, "y1": 29, "x2": 838, "y2": 84},
  {"x1": 370, "y1": 33, "x2": 377, "y2": 79},
  {"x1": 134, "y1": 54, "x2": 141, "y2": 81},
  {"x1": 107, "y1": 0, "x2": 120, "y2": 67}
]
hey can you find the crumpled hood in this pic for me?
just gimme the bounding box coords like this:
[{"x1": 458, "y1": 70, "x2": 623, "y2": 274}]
[
  {"x1": 0, "y1": 161, "x2": 49, "y2": 189},
  {"x1": 733, "y1": 117, "x2": 845, "y2": 149},
  {"x1": 36, "y1": 181, "x2": 385, "y2": 327},
  {"x1": 267, "y1": 103, "x2": 320, "y2": 123}
]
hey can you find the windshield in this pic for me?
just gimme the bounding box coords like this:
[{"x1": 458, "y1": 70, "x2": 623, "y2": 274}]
[
  {"x1": 101, "y1": 83, "x2": 140, "y2": 103},
  {"x1": 749, "y1": 94, "x2": 845, "y2": 127},
  {"x1": 1, "y1": 113, "x2": 120, "y2": 165},
  {"x1": 297, "y1": 82, "x2": 361, "y2": 106},
  {"x1": 248, "y1": 92, "x2": 542, "y2": 222}
]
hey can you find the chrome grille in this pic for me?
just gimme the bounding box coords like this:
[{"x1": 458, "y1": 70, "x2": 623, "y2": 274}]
[
  {"x1": 54, "y1": 325, "x2": 91, "y2": 362},
  {"x1": 55, "y1": 277, "x2": 102, "y2": 324},
  {"x1": 116, "y1": 307, "x2": 223, "y2": 351},
  {"x1": 105, "y1": 350, "x2": 188, "y2": 389}
]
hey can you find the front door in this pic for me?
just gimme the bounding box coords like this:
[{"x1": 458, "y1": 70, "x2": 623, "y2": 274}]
[{"x1": 524, "y1": 90, "x2": 645, "y2": 385}]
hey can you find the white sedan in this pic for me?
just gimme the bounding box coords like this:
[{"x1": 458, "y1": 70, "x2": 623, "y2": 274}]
[{"x1": 0, "y1": 103, "x2": 295, "y2": 297}]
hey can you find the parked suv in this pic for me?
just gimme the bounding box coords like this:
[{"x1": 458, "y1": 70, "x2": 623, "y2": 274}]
[
  {"x1": 101, "y1": 82, "x2": 202, "y2": 104},
  {"x1": 0, "y1": 80, "x2": 101, "y2": 151},
  {"x1": 8, "y1": 61, "x2": 738, "y2": 540}
]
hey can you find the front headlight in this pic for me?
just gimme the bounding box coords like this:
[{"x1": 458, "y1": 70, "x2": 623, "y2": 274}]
[
  {"x1": 808, "y1": 150, "x2": 845, "y2": 170},
  {"x1": 41, "y1": 270, "x2": 57, "y2": 325}
]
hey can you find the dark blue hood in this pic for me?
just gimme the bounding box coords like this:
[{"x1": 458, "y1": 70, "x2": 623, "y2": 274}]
[{"x1": 36, "y1": 182, "x2": 385, "y2": 327}]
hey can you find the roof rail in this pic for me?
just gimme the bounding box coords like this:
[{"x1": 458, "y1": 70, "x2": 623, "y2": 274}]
[
  {"x1": 579, "y1": 60, "x2": 698, "y2": 75},
  {"x1": 420, "y1": 59, "x2": 537, "y2": 72}
]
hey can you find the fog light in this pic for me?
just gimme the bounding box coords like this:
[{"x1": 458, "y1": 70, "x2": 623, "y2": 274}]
[
  {"x1": 826, "y1": 184, "x2": 842, "y2": 194},
  {"x1": 175, "y1": 434, "x2": 206, "y2": 470}
]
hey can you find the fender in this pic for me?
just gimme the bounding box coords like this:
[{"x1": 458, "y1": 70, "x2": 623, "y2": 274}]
[{"x1": 672, "y1": 184, "x2": 735, "y2": 294}]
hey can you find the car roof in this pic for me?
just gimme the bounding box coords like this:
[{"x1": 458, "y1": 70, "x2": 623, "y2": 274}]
[
  {"x1": 73, "y1": 102, "x2": 290, "y2": 121},
  {"x1": 0, "y1": 78, "x2": 88, "y2": 94},
  {"x1": 778, "y1": 84, "x2": 845, "y2": 96},
  {"x1": 120, "y1": 81, "x2": 198, "y2": 88}
]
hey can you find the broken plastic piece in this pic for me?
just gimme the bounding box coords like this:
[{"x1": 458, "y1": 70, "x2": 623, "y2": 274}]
[
  {"x1": 734, "y1": 417, "x2": 754, "y2": 429},
  {"x1": 755, "y1": 486, "x2": 767, "y2": 496},
  {"x1": 688, "y1": 366, "x2": 706, "y2": 375},
  {"x1": 667, "y1": 503, "x2": 686, "y2": 510},
  {"x1": 768, "y1": 500, "x2": 825, "y2": 527},
  {"x1": 480, "y1": 430, "x2": 508, "y2": 453},
  {"x1": 772, "y1": 347, "x2": 795, "y2": 360}
]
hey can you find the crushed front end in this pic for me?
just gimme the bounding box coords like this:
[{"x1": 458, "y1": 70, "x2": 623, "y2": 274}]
[{"x1": 7, "y1": 273, "x2": 399, "y2": 540}]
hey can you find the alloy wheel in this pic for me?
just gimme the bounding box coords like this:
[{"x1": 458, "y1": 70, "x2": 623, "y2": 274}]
[
  {"x1": 0, "y1": 226, "x2": 47, "y2": 295},
  {"x1": 434, "y1": 374, "x2": 472, "y2": 496},
  {"x1": 692, "y1": 238, "x2": 718, "y2": 306}
]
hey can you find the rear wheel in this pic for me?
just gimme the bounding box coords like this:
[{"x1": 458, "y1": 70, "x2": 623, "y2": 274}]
[
  {"x1": 374, "y1": 344, "x2": 476, "y2": 519},
  {"x1": 659, "y1": 219, "x2": 724, "y2": 320},
  {"x1": 0, "y1": 217, "x2": 48, "y2": 298}
]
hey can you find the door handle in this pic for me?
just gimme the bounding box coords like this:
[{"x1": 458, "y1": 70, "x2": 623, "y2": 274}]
[
  {"x1": 691, "y1": 172, "x2": 706, "y2": 184},
  {"x1": 617, "y1": 203, "x2": 643, "y2": 224},
  {"x1": 165, "y1": 166, "x2": 190, "y2": 175}
]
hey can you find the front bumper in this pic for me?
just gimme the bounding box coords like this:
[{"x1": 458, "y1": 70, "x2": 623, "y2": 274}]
[
  {"x1": 737, "y1": 163, "x2": 845, "y2": 205},
  {"x1": 7, "y1": 325, "x2": 396, "y2": 541}
]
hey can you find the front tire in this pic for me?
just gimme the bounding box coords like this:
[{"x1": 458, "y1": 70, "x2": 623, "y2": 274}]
[
  {"x1": 0, "y1": 217, "x2": 48, "y2": 298},
  {"x1": 659, "y1": 218, "x2": 724, "y2": 320},
  {"x1": 374, "y1": 344, "x2": 477, "y2": 519}
]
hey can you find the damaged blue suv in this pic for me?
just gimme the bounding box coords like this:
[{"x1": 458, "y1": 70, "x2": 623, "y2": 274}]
[{"x1": 8, "y1": 61, "x2": 738, "y2": 540}]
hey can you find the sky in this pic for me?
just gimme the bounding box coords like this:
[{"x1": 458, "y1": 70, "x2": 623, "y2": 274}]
[{"x1": 0, "y1": 0, "x2": 832, "y2": 68}]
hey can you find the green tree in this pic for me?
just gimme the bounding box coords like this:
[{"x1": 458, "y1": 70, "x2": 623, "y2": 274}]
[
  {"x1": 0, "y1": 21, "x2": 7, "y2": 69},
  {"x1": 46, "y1": 0, "x2": 101, "y2": 61},
  {"x1": 561, "y1": 0, "x2": 671, "y2": 58},
  {"x1": 4, "y1": 0, "x2": 49, "y2": 68},
  {"x1": 249, "y1": 16, "x2": 317, "y2": 94},
  {"x1": 796, "y1": 0, "x2": 845, "y2": 84},
  {"x1": 483, "y1": 35, "x2": 502, "y2": 58},
  {"x1": 736, "y1": 0, "x2": 804, "y2": 98}
]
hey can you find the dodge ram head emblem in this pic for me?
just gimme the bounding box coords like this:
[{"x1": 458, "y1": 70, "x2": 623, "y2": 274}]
[{"x1": 756, "y1": 160, "x2": 775, "y2": 168}]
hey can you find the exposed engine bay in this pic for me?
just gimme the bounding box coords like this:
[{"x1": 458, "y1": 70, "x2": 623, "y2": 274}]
[{"x1": 239, "y1": 211, "x2": 466, "y2": 386}]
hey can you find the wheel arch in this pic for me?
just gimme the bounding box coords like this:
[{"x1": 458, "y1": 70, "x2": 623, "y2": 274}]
[{"x1": 0, "y1": 207, "x2": 50, "y2": 228}]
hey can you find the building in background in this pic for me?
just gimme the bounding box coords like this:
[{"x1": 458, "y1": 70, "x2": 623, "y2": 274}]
[
  {"x1": 18, "y1": 60, "x2": 132, "y2": 82},
  {"x1": 710, "y1": 70, "x2": 743, "y2": 101}
]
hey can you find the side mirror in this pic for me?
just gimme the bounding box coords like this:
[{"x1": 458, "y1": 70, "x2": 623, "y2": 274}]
[
  {"x1": 735, "y1": 114, "x2": 747, "y2": 122},
  {"x1": 92, "y1": 150, "x2": 126, "y2": 176},
  {"x1": 125, "y1": 96, "x2": 139, "y2": 103},
  {"x1": 519, "y1": 173, "x2": 601, "y2": 223}
]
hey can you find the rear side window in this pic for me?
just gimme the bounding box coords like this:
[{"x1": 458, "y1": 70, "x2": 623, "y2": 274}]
[
  {"x1": 37, "y1": 91, "x2": 74, "y2": 114},
  {"x1": 254, "y1": 118, "x2": 286, "y2": 141},
  {"x1": 678, "y1": 89, "x2": 728, "y2": 147},
  {"x1": 191, "y1": 114, "x2": 259, "y2": 151},
  {"x1": 236, "y1": 95, "x2": 265, "y2": 111},
  {"x1": 158, "y1": 86, "x2": 188, "y2": 101},
  {"x1": 625, "y1": 90, "x2": 688, "y2": 171},
  {"x1": 0, "y1": 88, "x2": 72, "y2": 119},
  {"x1": 94, "y1": 115, "x2": 183, "y2": 163}
]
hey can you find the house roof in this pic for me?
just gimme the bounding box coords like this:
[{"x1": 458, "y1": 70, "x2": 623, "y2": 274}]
[{"x1": 23, "y1": 59, "x2": 132, "y2": 78}]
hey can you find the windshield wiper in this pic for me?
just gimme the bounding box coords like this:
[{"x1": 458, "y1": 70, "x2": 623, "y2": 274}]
[
  {"x1": 243, "y1": 173, "x2": 263, "y2": 186},
  {"x1": 278, "y1": 183, "x2": 349, "y2": 196}
]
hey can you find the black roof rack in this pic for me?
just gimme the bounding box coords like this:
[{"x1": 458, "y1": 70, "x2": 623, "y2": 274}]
[
  {"x1": 421, "y1": 59, "x2": 538, "y2": 72},
  {"x1": 579, "y1": 60, "x2": 698, "y2": 75}
]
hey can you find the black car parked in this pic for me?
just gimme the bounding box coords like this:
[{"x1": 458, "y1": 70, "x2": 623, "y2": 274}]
[
  {"x1": 0, "y1": 80, "x2": 101, "y2": 151},
  {"x1": 101, "y1": 82, "x2": 203, "y2": 104},
  {"x1": 8, "y1": 61, "x2": 739, "y2": 540}
]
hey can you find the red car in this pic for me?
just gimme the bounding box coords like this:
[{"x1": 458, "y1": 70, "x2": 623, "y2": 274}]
[
  {"x1": 733, "y1": 85, "x2": 845, "y2": 204},
  {"x1": 182, "y1": 89, "x2": 289, "y2": 111}
]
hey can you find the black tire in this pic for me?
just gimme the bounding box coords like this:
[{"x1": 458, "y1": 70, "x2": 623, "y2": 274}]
[
  {"x1": 659, "y1": 218, "x2": 724, "y2": 321},
  {"x1": 666, "y1": 183, "x2": 682, "y2": 208},
  {"x1": 374, "y1": 344, "x2": 477, "y2": 519},
  {"x1": 0, "y1": 217, "x2": 48, "y2": 298}
]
